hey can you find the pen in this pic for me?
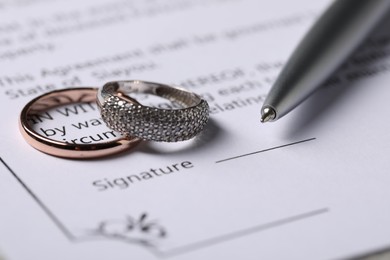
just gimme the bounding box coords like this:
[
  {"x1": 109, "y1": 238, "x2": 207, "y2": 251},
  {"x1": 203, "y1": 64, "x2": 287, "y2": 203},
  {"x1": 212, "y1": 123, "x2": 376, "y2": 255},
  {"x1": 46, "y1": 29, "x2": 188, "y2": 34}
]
[{"x1": 260, "y1": 0, "x2": 390, "y2": 123}]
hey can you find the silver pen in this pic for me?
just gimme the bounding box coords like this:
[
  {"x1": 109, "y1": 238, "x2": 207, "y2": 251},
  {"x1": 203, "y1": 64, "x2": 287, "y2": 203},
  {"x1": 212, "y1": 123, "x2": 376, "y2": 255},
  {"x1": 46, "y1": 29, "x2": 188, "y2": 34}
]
[{"x1": 260, "y1": 0, "x2": 390, "y2": 123}]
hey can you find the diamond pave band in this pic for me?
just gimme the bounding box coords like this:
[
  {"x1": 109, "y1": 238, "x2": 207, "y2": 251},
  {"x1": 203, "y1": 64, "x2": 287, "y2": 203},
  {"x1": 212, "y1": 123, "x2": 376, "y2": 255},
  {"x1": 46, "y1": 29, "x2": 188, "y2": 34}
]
[{"x1": 97, "y1": 80, "x2": 209, "y2": 142}]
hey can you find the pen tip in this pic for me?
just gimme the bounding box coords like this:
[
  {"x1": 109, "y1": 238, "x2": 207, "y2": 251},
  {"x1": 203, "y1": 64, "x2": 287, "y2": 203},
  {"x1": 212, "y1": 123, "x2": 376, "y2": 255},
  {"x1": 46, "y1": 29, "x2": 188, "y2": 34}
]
[{"x1": 260, "y1": 107, "x2": 276, "y2": 123}]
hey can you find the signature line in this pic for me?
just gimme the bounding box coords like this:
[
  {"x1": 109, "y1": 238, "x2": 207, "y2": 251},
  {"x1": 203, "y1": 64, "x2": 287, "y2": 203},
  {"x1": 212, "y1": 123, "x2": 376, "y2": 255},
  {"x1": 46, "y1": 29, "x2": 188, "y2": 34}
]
[{"x1": 215, "y1": 137, "x2": 316, "y2": 163}]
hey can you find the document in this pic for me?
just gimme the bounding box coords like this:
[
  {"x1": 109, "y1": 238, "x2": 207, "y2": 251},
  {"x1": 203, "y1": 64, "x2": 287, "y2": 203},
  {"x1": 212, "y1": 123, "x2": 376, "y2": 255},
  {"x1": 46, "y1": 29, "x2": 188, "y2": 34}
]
[{"x1": 1, "y1": 0, "x2": 390, "y2": 259}]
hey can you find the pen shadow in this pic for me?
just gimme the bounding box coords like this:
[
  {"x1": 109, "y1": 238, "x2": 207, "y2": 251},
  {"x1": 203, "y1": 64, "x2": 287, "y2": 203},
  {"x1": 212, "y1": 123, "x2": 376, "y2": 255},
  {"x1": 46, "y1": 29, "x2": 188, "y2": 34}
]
[
  {"x1": 283, "y1": 13, "x2": 390, "y2": 139},
  {"x1": 283, "y1": 81, "x2": 352, "y2": 139}
]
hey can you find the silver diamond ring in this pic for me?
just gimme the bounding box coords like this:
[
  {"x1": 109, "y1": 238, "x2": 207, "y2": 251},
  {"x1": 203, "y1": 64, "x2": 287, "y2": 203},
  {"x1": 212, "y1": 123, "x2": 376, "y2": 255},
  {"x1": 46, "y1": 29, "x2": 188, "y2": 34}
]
[{"x1": 97, "y1": 80, "x2": 209, "y2": 142}]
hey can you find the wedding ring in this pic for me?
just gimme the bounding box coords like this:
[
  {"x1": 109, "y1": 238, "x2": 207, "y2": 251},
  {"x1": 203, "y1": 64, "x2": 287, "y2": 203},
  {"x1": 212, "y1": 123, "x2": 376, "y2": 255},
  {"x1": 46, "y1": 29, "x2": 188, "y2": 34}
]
[
  {"x1": 19, "y1": 88, "x2": 141, "y2": 159},
  {"x1": 97, "y1": 80, "x2": 209, "y2": 142}
]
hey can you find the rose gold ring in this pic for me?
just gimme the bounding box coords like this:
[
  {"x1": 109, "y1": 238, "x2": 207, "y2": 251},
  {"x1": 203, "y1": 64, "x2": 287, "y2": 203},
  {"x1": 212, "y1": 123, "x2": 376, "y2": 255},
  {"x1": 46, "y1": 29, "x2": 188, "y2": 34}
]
[{"x1": 19, "y1": 87, "x2": 141, "y2": 159}]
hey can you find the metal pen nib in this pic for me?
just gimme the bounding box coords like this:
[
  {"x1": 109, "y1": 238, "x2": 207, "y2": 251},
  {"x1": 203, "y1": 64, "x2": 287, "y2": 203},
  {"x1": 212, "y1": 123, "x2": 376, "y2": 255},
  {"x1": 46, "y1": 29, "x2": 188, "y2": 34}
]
[{"x1": 260, "y1": 107, "x2": 276, "y2": 123}]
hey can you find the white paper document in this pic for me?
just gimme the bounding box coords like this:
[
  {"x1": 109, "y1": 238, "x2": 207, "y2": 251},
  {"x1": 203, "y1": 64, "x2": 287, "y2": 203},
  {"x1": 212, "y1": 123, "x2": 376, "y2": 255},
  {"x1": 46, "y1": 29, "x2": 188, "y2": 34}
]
[{"x1": 1, "y1": 0, "x2": 390, "y2": 259}]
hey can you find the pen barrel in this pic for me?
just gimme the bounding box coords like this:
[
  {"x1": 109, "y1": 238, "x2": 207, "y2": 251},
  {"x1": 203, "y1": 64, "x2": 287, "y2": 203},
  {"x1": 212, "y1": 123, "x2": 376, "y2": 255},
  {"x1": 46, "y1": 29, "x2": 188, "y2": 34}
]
[{"x1": 263, "y1": 0, "x2": 390, "y2": 120}]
